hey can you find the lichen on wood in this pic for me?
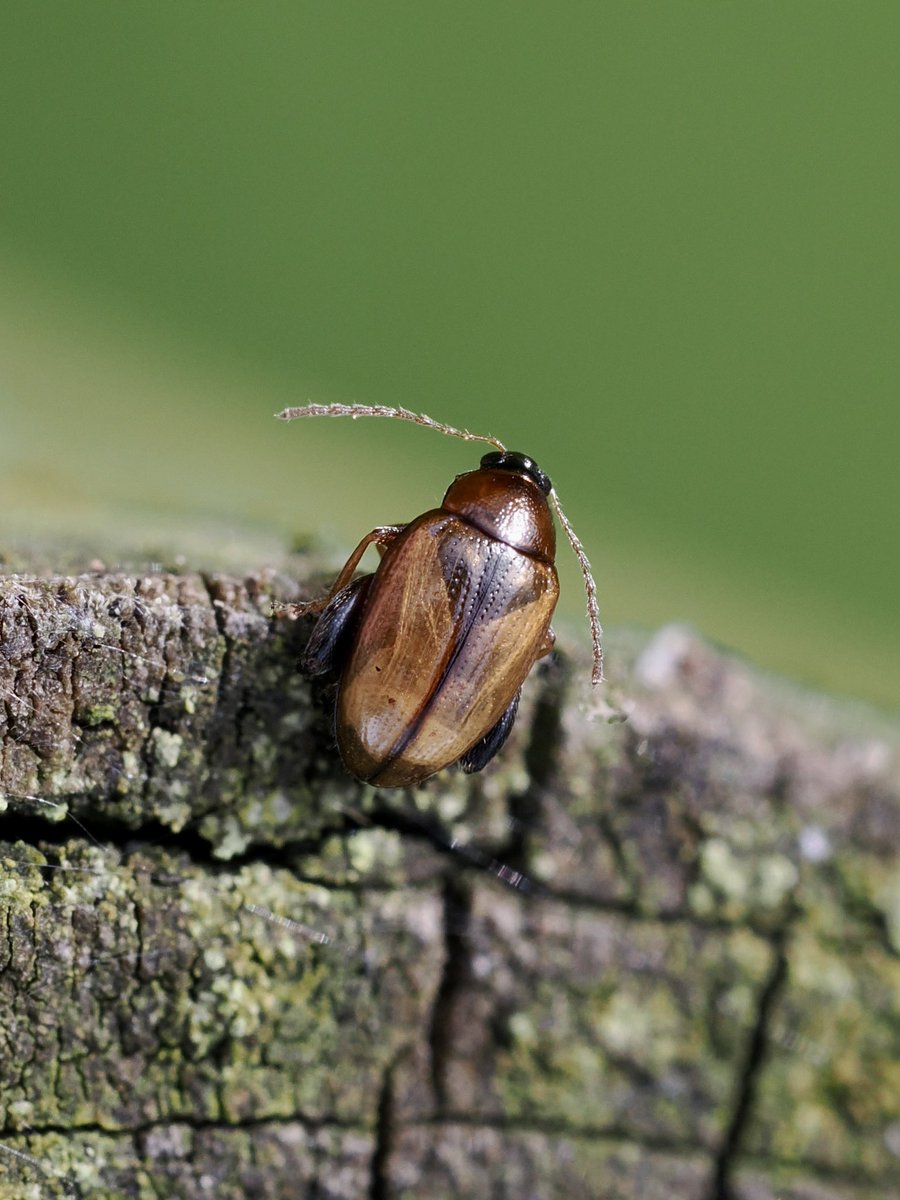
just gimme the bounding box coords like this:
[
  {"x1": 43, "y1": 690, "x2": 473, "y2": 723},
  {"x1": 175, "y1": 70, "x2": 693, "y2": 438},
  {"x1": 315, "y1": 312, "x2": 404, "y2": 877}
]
[{"x1": 1, "y1": 561, "x2": 899, "y2": 1199}]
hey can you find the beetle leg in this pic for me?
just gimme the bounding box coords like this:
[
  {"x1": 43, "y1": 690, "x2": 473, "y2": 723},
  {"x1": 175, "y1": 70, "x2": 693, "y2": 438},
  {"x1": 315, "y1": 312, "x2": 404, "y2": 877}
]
[
  {"x1": 302, "y1": 575, "x2": 372, "y2": 676},
  {"x1": 281, "y1": 525, "x2": 405, "y2": 618},
  {"x1": 458, "y1": 688, "x2": 522, "y2": 775}
]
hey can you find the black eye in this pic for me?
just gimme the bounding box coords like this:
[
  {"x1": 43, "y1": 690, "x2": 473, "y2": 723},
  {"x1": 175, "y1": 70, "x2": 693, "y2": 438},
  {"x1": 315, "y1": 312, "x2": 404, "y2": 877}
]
[{"x1": 480, "y1": 451, "x2": 552, "y2": 495}]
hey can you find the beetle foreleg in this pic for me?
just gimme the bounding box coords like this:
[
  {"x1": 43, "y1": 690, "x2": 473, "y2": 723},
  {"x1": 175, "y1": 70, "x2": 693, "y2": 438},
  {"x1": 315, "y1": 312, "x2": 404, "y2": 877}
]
[
  {"x1": 302, "y1": 575, "x2": 372, "y2": 676},
  {"x1": 280, "y1": 525, "x2": 405, "y2": 618},
  {"x1": 458, "y1": 688, "x2": 522, "y2": 775}
]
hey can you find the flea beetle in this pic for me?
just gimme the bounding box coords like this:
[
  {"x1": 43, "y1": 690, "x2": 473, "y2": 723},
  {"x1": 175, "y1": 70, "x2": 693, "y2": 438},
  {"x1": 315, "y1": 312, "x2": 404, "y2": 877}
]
[{"x1": 277, "y1": 404, "x2": 603, "y2": 788}]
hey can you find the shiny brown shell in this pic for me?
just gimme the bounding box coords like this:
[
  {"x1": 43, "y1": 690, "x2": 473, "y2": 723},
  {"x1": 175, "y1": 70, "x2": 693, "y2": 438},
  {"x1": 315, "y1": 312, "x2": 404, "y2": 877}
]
[
  {"x1": 336, "y1": 468, "x2": 559, "y2": 786},
  {"x1": 336, "y1": 515, "x2": 558, "y2": 785}
]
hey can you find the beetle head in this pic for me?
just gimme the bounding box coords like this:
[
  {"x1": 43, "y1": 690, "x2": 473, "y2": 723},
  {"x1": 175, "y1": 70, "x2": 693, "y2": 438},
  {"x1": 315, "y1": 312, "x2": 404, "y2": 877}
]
[{"x1": 479, "y1": 451, "x2": 552, "y2": 496}]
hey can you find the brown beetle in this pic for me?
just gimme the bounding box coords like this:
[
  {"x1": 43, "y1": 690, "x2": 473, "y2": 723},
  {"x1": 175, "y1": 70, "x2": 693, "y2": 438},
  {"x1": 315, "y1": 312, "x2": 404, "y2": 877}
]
[{"x1": 278, "y1": 404, "x2": 603, "y2": 788}]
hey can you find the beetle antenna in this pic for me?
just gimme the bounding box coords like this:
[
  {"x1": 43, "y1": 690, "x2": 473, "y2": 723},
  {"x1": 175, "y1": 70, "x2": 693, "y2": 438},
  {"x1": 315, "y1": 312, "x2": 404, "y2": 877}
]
[
  {"x1": 277, "y1": 403, "x2": 507, "y2": 453},
  {"x1": 278, "y1": 401, "x2": 603, "y2": 684},
  {"x1": 548, "y1": 488, "x2": 604, "y2": 685}
]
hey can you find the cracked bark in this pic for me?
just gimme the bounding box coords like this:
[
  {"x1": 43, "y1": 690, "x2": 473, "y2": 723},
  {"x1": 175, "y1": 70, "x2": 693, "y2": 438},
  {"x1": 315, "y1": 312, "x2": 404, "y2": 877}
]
[{"x1": 1, "y1": 555, "x2": 899, "y2": 1200}]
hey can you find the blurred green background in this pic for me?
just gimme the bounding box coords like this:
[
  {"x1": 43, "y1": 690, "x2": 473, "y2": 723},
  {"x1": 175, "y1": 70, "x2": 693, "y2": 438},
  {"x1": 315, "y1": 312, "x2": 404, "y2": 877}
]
[{"x1": 1, "y1": 4, "x2": 897, "y2": 710}]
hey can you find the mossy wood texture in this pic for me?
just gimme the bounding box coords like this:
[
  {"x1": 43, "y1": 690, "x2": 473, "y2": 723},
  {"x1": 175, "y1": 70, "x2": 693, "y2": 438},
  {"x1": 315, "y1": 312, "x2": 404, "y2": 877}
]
[{"x1": 0, "y1": 566, "x2": 898, "y2": 1199}]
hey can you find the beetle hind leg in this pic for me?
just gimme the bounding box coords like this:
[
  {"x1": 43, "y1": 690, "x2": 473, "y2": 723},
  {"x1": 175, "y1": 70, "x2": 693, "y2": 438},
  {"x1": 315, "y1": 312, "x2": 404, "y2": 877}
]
[{"x1": 459, "y1": 688, "x2": 522, "y2": 775}]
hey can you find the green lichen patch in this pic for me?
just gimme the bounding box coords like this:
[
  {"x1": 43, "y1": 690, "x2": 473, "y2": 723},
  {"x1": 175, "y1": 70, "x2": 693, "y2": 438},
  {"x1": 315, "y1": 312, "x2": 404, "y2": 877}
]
[
  {"x1": 0, "y1": 1123, "x2": 374, "y2": 1200},
  {"x1": 743, "y1": 920, "x2": 900, "y2": 1178},
  {"x1": 79, "y1": 703, "x2": 117, "y2": 727},
  {"x1": 690, "y1": 839, "x2": 798, "y2": 923},
  {"x1": 419, "y1": 885, "x2": 774, "y2": 1150},
  {"x1": 0, "y1": 835, "x2": 444, "y2": 1154}
]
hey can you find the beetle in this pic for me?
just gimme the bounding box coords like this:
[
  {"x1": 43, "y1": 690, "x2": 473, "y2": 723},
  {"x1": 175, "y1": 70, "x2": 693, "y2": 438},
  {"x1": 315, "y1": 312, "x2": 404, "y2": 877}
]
[{"x1": 277, "y1": 403, "x2": 603, "y2": 788}]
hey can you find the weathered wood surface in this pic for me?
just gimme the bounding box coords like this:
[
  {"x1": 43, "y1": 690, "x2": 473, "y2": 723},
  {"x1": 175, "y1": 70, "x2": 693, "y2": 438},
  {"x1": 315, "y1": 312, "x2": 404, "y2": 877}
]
[{"x1": 0, "y1": 559, "x2": 898, "y2": 1199}]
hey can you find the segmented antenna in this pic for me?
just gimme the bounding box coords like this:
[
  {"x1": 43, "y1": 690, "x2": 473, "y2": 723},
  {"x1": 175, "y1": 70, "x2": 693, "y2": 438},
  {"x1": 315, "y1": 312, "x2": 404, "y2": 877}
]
[{"x1": 277, "y1": 403, "x2": 604, "y2": 684}]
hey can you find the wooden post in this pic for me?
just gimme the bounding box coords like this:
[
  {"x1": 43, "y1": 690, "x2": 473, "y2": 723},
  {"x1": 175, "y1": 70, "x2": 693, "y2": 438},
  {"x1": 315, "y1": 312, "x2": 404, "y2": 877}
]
[{"x1": 1, "y1": 562, "x2": 898, "y2": 1199}]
